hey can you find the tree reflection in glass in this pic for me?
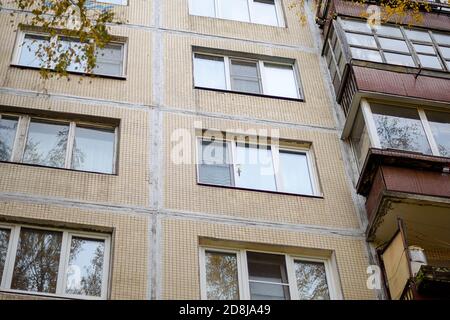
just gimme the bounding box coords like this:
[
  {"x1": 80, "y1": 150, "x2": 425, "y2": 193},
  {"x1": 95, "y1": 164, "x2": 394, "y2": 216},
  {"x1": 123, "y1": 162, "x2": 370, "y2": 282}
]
[
  {"x1": 0, "y1": 228, "x2": 11, "y2": 279},
  {"x1": 425, "y1": 110, "x2": 450, "y2": 157},
  {"x1": 0, "y1": 117, "x2": 18, "y2": 161},
  {"x1": 23, "y1": 120, "x2": 69, "y2": 168},
  {"x1": 65, "y1": 237, "x2": 105, "y2": 297},
  {"x1": 371, "y1": 105, "x2": 432, "y2": 155},
  {"x1": 11, "y1": 228, "x2": 62, "y2": 293},
  {"x1": 294, "y1": 260, "x2": 330, "y2": 300},
  {"x1": 205, "y1": 251, "x2": 239, "y2": 300}
]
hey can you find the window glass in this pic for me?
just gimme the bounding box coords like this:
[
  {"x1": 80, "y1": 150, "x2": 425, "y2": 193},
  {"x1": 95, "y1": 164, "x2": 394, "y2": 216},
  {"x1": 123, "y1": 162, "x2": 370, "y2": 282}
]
[
  {"x1": 351, "y1": 111, "x2": 371, "y2": 169},
  {"x1": 373, "y1": 24, "x2": 403, "y2": 37},
  {"x1": 59, "y1": 37, "x2": 88, "y2": 73},
  {"x1": 18, "y1": 34, "x2": 51, "y2": 68},
  {"x1": 425, "y1": 110, "x2": 450, "y2": 157},
  {"x1": 194, "y1": 54, "x2": 226, "y2": 90},
  {"x1": 294, "y1": 260, "x2": 330, "y2": 300},
  {"x1": 65, "y1": 237, "x2": 105, "y2": 297},
  {"x1": 405, "y1": 29, "x2": 431, "y2": 42},
  {"x1": 198, "y1": 140, "x2": 233, "y2": 186},
  {"x1": 346, "y1": 33, "x2": 377, "y2": 48},
  {"x1": 378, "y1": 38, "x2": 409, "y2": 53},
  {"x1": 71, "y1": 126, "x2": 115, "y2": 174},
  {"x1": 23, "y1": 120, "x2": 69, "y2": 168},
  {"x1": 350, "y1": 48, "x2": 382, "y2": 62},
  {"x1": 0, "y1": 228, "x2": 11, "y2": 280},
  {"x1": 247, "y1": 252, "x2": 290, "y2": 300},
  {"x1": 94, "y1": 43, "x2": 124, "y2": 76},
  {"x1": 434, "y1": 33, "x2": 450, "y2": 45},
  {"x1": 418, "y1": 54, "x2": 442, "y2": 69},
  {"x1": 11, "y1": 228, "x2": 62, "y2": 294},
  {"x1": 230, "y1": 60, "x2": 261, "y2": 94},
  {"x1": 439, "y1": 46, "x2": 450, "y2": 59},
  {"x1": 371, "y1": 105, "x2": 432, "y2": 155},
  {"x1": 219, "y1": 0, "x2": 250, "y2": 22},
  {"x1": 384, "y1": 52, "x2": 415, "y2": 67},
  {"x1": 263, "y1": 63, "x2": 298, "y2": 98},
  {"x1": 205, "y1": 251, "x2": 239, "y2": 300},
  {"x1": 252, "y1": 0, "x2": 278, "y2": 26},
  {"x1": 413, "y1": 44, "x2": 436, "y2": 54},
  {"x1": 235, "y1": 144, "x2": 276, "y2": 191},
  {"x1": 279, "y1": 151, "x2": 313, "y2": 195},
  {"x1": 0, "y1": 116, "x2": 18, "y2": 161},
  {"x1": 189, "y1": 0, "x2": 215, "y2": 17},
  {"x1": 340, "y1": 19, "x2": 371, "y2": 32}
]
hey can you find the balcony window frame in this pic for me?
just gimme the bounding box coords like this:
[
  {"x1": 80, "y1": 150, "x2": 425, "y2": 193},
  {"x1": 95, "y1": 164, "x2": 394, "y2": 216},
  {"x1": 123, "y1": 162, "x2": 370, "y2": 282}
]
[
  {"x1": 358, "y1": 99, "x2": 447, "y2": 158},
  {"x1": 196, "y1": 136, "x2": 321, "y2": 197},
  {"x1": 193, "y1": 51, "x2": 304, "y2": 100},
  {"x1": 199, "y1": 247, "x2": 341, "y2": 300},
  {"x1": 0, "y1": 112, "x2": 118, "y2": 175},
  {"x1": 188, "y1": 0, "x2": 285, "y2": 27},
  {"x1": 0, "y1": 222, "x2": 111, "y2": 300},
  {"x1": 338, "y1": 17, "x2": 450, "y2": 72},
  {"x1": 11, "y1": 29, "x2": 128, "y2": 78}
]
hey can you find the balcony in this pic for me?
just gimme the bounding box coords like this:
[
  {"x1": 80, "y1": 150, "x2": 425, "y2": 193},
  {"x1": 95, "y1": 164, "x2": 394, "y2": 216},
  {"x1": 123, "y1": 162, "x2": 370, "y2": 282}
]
[
  {"x1": 318, "y1": 0, "x2": 450, "y2": 119},
  {"x1": 357, "y1": 148, "x2": 450, "y2": 242},
  {"x1": 379, "y1": 221, "x2": 450, "y2": 299}
]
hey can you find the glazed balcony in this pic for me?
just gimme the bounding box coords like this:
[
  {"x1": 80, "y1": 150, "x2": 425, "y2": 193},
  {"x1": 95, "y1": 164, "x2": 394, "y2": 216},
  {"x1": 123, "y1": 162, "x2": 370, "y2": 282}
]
[{"x1": 316, "y1": 0, "x2": 450, "y2": 119}]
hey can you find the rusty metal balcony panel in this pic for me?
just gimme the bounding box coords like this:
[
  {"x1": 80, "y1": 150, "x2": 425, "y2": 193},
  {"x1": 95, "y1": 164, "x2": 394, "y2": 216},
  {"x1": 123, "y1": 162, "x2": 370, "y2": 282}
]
[{"x1": 353, "y1": 66, "x2": 450, "y2": 104}]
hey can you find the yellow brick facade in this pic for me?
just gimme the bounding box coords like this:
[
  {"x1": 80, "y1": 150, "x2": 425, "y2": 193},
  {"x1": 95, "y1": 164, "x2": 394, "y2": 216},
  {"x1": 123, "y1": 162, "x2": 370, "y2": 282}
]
[{"x1": 0, "y1": 0, "x2": 377, "y2": 300}]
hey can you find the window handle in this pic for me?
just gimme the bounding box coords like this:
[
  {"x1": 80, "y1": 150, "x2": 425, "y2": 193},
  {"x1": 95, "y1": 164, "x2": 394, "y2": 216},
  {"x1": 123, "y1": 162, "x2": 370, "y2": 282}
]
[{"x1": 236, "y1": 164, "x2": 242, "y2": 176}]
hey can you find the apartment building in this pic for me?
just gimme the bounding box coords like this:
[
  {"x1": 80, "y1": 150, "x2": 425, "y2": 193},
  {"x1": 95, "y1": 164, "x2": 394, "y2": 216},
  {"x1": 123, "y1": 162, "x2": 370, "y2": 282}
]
[
  {"x1": 0, "y1": 0, "x2": 378, "y2": 300},
  {"x1": 316, "y1": 0, "x2": 450, "y2": 299}
]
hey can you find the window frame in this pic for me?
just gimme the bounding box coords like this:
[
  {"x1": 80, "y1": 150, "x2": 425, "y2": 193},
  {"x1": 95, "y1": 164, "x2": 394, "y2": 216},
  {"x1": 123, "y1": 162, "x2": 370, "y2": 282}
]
[
  {"x1": 338, "y1": 17, "x2": 450, "y2": 71},
  {"x1": 11, "y1": 30, "x2": 128, "y2": 78},
  {"x1": 199, "y1": 247, "x2": 342, "y2": 300},
  {"x1": 0, "y1": 112, "x2": 118, "y2": 175},
  {"x1": 188, "y1": 0, "x2": 285, "y2": 27},
  {"x1": 358, "y1": 99, "x2": 448, "y2": 158},
  {"x1": 196, "y1": 136, "x2": 321, "y2": 197},
  {"x1": 192, "y1": 52, "x2": 303, "y2": 100},
  {"x1": 0, "y1": 222, "x2": 111, "y2": 300}
]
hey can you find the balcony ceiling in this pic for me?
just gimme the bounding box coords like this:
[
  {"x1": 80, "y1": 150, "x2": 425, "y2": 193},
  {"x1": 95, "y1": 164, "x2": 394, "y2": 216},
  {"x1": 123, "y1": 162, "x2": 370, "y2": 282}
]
[{"x1": 371, "y1": 196, "x2": 450, "y2": 246}]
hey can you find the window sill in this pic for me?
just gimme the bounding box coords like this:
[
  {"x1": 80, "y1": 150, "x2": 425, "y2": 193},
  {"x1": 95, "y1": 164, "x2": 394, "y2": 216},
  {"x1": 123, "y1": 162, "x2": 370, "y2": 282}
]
[
  {"x1": 197, "y1": 182, "x2": 324, "y2": 199},
  {"x1": 194, "y1": 86, "x2": 304, "y2": 102},
  {"x1": 10, "y1": 64, "x2": 127, "y2": 80},
  {"x1": 0, "y1": 160, "x2": 118, "y2": 176}
]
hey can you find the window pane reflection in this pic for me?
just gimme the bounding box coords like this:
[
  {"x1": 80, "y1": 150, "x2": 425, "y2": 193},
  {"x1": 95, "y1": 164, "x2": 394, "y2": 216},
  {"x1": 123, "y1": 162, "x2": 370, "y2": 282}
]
[
  {"x1": 235, "y1": 144, "x2": 276, "y2": 191},
  {"x1": 11, "y1": 228, "x2": 62, "y2": 294},
  {"x1": 426, "y1": 110, "x2": 450, "y2": 157},
  {"x1": 372, "y1": 105, "x2": 432, "y2": 155},
  {"x1": 0, "y1": 228, "x2": 11, "y2": 279},
  {"x1": 252, "y1": 0, "x2": 278, "y2": 26},
  {"x1": 0, "y1": 116, "x2": 18, "y2": 161},
  {"x1": 65, "y1": 237, "x2": 105, "y2": 297},
  {"x1": 279, "y1": 151, "x2": 313, "y2": 195},
  {"x1": 219, "y1": 0, "x2": 250, "y2": 22},
  {"x1": 294, "y1": 260, "x2": 330, "y2": 300},
  {"x1": 23, "y1": 120, "x2": 69, "y2": 168},
  {"x1": 205, "y1": 251, "x2": 239, "y2": 300},
  {"x1": 194, "y1": 54, "x2": 226, "y2": 90},
  {"x1": 263, "y1": 64, "x2": 298, "y2": 98}
]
